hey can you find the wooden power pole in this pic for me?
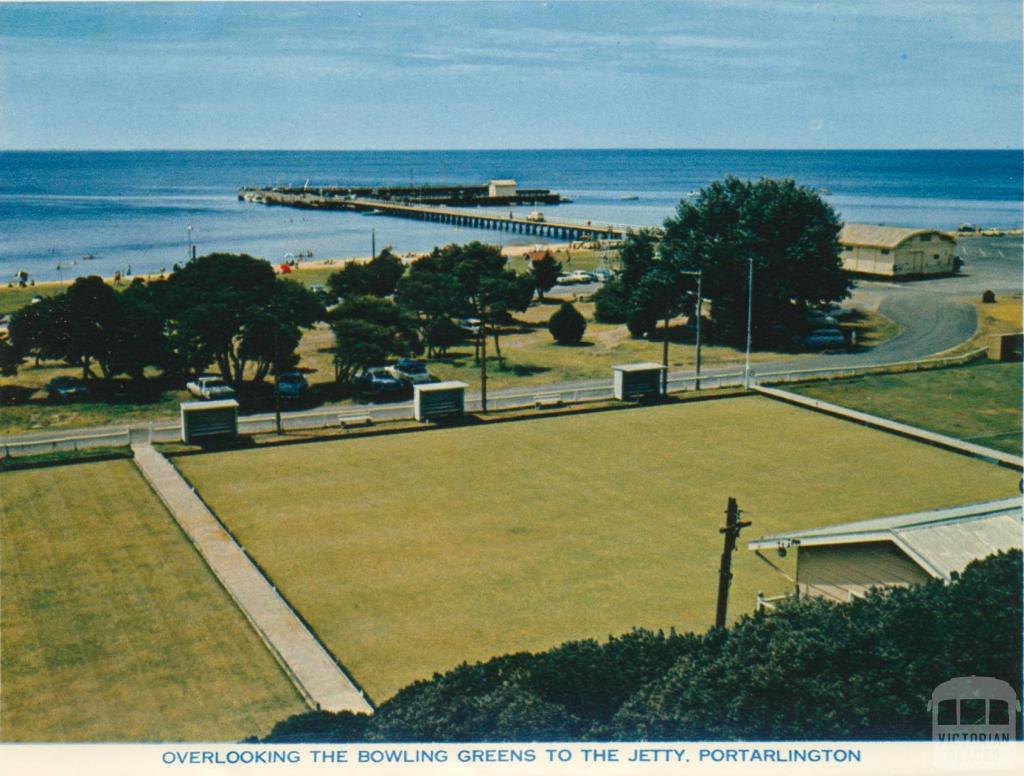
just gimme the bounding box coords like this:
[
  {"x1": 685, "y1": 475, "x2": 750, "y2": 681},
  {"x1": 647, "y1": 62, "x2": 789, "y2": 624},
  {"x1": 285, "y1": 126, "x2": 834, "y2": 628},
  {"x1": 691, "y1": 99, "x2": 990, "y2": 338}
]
[{"x1": 715, "y1": 497, "x2": 751, "y2": 629}]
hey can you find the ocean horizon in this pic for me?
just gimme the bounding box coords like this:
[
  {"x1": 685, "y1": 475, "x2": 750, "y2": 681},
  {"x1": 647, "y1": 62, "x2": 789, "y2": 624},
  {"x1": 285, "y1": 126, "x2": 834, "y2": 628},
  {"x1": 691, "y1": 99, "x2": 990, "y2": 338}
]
[{"x1": 2, "y1": 148, "x2": 1021, "y2": 283}]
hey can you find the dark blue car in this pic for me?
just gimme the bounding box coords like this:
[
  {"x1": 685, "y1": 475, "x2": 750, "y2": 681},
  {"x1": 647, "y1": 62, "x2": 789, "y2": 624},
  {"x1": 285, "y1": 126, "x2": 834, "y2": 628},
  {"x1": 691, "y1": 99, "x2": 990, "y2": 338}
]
[
  {"x1": 45, "y1": 376, "x2": 91, "y2": 402},
  {"x1": 355, "y1": 367, "x2": 406, "y2": 396}
]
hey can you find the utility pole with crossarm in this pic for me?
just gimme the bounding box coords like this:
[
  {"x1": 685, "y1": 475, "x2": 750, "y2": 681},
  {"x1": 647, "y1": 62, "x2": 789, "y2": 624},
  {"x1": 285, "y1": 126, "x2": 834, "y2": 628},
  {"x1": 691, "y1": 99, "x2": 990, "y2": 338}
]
[{"x1": 715, "y1": 497, "x2": 751, "y2": 629}]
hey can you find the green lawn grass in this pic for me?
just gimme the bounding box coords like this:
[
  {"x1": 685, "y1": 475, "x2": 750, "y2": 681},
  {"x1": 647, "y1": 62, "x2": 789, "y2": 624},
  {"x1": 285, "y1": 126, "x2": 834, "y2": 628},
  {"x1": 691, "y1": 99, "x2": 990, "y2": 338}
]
[
  {"x1": 176, "y1": 396, "x2": 1019, "y2": 703},
  {"x1": 791, "y1": 361, "x2": 1023, "y2": 454},
  {"x1": 0, "y1": 460, "x2": 305, "y2": 741}
]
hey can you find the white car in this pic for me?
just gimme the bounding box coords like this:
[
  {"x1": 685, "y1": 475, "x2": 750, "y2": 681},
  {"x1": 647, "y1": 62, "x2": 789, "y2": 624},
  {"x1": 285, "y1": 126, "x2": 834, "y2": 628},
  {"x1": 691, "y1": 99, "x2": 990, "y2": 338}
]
[
  {"x1": 558, "y1": 271, "x2": 594, "y2": 285},
  {"x1": 186, "y1": 375, "x2": 236, "y2": 400},
  {"x1": 386, "y1": 359, "x2": 434, "y2": 385}
]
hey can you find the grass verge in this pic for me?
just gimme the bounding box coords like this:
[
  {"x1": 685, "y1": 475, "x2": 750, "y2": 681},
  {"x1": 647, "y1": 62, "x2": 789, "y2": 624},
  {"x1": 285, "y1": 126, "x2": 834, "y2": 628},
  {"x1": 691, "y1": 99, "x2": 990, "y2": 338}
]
[{"x1": 790, "y1": 361, "x2": 1023, "y2": 454}]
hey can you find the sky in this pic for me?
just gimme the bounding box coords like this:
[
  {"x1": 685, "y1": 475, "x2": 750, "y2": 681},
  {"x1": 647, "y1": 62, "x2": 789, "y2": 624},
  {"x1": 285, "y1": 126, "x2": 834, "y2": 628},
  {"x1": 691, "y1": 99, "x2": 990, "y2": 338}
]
[{"x1": 0, "y1": 1, "x2": 1021, "y2": 150}]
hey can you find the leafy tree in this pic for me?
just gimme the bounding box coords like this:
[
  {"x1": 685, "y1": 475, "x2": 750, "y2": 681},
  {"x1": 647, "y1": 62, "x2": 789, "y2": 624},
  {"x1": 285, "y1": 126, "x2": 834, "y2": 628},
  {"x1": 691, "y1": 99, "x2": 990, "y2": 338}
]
[
  {"x1": 395, "y1": 255, "x2": 471, "y2": 357},
  {"x1": 0, "y1": 337, "x2": 21, "y2": 377},
  {"x1": 113, "y1": 279, "x2": 172, "y2": 381},
  {"x1": 593, "y1": 230, "x2": 688, "y2": 342},
  {"x1": 60, "y1": 276, "x2": 123, "y2": 379},
  {"x1": 8, "y1": 297, "x2": 66, "y2": 367},
  {"x1": 617, "y1": 228, "x2": 660, "y2": 287},
  {"x1": 241, "y1": 279, "x2": 325, "y2": 383},
  {"x1": 530, "y1": 252, "x2": 562, "y2": 302},
  {"x1": 593, "y1": 277, "x2": 632, "y2": 324},
  {"x1": 162, "y1": 254, "x2": 322, "y2": 384},
  {"x1": 548, "y1": 302, "x2": 587, "y2": 345},
  {"x1": 401, "y1": 242, "x2": 532, "y2": 368},
  {"x1": 661, "y1": 177, "x2": 849, "y2": 346},
  {"x1": 328, "y1": 249, "x2": 406, "y2": 299},
  {"x1": 329, "y1": 295, "x2": 418, "y2": 383},
  {"x1": 424, "y1": 316, "x2": 464, "y2": 357}
]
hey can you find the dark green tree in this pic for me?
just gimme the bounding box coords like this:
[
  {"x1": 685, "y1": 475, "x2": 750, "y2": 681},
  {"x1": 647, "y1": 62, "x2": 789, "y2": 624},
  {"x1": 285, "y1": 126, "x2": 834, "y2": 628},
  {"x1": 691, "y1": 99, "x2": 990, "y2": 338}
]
[
  {"x1": 8, "y1": 297, "x2": 66, "y2": 367},
  {"x1": 593, "y1": 277, "x2": 633, "y2": 324},
  {"x1": 593, "y1": 230, "x2": 687, "y2": 342},
  {"x1": 403, "y1": 242, "x2": 532, "y2": 368},
  {"x1": 530, "y1": 252, "x2": 562, "y2": 302},
  {"x1": 329, "y1": 295, "x2": 419, "y2": 383},
  {"x1": 548, "y1": 302, "x2": 587, "y2": 345},
  {"x1": 395, "y1": 254, "x2": 471, "y2": 357},
  {"x1": 241, "y1": 279, "x2": 325, "y2": 383},
  {"x1": 328, "y1": 249, "x2": 406, "y2": 299},
  {"x1": 0, "y1": 337, "x2": 21, "y2": 377},
  {"x1": 162, "y1": 254, "x2": 322, "y2": 384},
  {"x1": 60, "y1": 275, "x2": 122, "y2": 379},
  {"x1": 661, "y1": 177, "x2": 849, "y2": 346}
]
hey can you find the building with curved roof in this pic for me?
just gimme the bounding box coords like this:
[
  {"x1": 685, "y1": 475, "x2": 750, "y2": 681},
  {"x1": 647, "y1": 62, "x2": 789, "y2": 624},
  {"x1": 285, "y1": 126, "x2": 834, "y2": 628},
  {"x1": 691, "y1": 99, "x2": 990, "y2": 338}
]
[{"x1": 839, "y1": 223, "x2": 957, "y2": 277}]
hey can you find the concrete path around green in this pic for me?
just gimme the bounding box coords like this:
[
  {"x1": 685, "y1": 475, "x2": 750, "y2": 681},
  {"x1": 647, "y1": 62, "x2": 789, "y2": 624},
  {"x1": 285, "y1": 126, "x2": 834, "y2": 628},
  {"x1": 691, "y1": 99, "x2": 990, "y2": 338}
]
[{"x1": 130, "y1": 442, "x2": 372, "y2": 714}]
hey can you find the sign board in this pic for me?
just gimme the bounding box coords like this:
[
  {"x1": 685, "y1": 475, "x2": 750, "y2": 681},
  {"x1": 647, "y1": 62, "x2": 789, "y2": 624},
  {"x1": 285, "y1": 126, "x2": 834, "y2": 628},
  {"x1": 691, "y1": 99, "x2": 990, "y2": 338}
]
[
  {"x1": 414, "y1": 381, "x2": 468, "y2": 422},
  {"x1": 180, "y1": 399, "x2": 240, "y2": 443},
  {"x1": 612, "y1": 363, "x2": 666, "y2": 401}
]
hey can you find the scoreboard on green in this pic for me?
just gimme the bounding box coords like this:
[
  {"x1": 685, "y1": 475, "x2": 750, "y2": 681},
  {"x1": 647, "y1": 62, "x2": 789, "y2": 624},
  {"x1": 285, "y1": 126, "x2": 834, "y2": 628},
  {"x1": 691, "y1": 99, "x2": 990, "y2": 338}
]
[
  {"x1": 180, "y1": 399, "x2": 240, "y2": 443},
  {"x1": 612, "y1": 363, "x2": 667, "y2": 401},
  {"x1": 414, "y1": 381, "x2": 469, "y2": 422}
]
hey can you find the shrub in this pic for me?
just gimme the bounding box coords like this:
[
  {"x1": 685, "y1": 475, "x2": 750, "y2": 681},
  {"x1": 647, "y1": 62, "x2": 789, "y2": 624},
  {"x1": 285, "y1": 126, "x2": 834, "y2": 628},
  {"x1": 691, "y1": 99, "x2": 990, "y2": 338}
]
[
  {"x1": 548, "y1": 302, "x2": 587, "y2": 345},
  {"x1": 982, "y1": 289, "x2": 996, "y2": 303}
]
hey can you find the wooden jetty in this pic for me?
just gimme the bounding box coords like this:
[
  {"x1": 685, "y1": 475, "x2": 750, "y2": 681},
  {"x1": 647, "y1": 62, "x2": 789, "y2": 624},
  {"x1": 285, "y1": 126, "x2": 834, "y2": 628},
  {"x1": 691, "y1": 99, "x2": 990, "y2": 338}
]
[{"x1": 238, "y1": 188, "x2": 627, "y2": 241}]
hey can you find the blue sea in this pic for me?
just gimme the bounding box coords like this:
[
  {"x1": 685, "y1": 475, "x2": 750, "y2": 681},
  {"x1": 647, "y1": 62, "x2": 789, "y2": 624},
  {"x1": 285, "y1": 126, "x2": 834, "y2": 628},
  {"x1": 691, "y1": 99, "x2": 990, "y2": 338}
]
[{"x1": 1, "y1": 149, "x2": 1021, "y2": 283}]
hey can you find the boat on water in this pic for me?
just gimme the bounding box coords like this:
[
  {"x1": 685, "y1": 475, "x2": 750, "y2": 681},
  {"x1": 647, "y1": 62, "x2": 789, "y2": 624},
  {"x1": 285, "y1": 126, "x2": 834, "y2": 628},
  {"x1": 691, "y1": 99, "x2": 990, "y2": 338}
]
[
  {"x1": 620, "y1": 194, "x2": 639, "y2": 201},
  {"x1": 81, "y1": 254, "x2": 100, "y2": 260}
]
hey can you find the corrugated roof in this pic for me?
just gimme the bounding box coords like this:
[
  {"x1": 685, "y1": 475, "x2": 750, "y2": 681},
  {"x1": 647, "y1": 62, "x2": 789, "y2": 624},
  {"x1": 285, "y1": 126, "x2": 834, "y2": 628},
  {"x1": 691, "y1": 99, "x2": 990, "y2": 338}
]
[
  {"x1": 839, "y1": 223, "x2": 955, "y2": 249},
  {"x1": 748, "y1": 498, "x2": 1022, "y2": 581}
]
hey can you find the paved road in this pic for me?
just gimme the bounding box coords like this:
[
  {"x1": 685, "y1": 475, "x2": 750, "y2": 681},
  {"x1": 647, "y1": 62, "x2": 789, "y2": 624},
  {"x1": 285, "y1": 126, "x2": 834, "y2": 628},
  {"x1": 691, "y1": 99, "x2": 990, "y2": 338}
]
[{"x1": 4, "y1": 235, "x2": 1019, "y2": 446}]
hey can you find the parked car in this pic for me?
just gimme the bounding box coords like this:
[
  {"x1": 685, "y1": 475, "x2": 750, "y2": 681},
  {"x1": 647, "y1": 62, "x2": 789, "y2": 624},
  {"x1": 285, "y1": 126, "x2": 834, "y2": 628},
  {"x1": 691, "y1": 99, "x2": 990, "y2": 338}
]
[
  {"x1": 557, "y1": 271, "x2": 594, "y2": 285},
  {"x1": 807, "y1": 309, "x2": 839, "y2": 327},
  {"x1": 275, "y1": 370, "x2": 308, "y2": 401},
  {"x1": 308, "y1": 284, "x2": 332, "y2": 304},
  {"x1": 457, "y1": 317, "x2": 482, "y2": 335},
  {"x1": 186, "y1": 375, "x2": 236, "y2": 400},
  {"x1": 354, "y1": 366, "x2": 406, "y2": 396},
  {"x1": 45, "y1": 376, "x2": 90, "y2": 402},
  {"x1": 525, "y1": 211, "x2": 545, "y2": 223},
  {"x1": 590, "y1": 267, "x2": 615, "y2": 281},
  {"x1": 801, "y1": 328, "x2": 848, "y2": 350},
  {"x1": 387, "y1": 359, "x2": 434, "y2": 385}
]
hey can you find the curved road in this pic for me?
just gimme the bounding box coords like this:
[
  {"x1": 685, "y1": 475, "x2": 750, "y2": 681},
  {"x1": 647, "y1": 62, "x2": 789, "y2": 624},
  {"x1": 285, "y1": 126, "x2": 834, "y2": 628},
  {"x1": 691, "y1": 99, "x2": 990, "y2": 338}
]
[{"x1": 4, "y1": 235, "x2": 1020, "y2": 446}]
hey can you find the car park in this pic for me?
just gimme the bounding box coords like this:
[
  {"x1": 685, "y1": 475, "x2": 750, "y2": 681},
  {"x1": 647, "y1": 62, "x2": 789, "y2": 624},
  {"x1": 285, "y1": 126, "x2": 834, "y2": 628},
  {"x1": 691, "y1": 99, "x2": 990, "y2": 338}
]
[
  {"x1": 45, "y1": 376, "x2": 91, "y2": 402},
  {"x1": 355, "y1": 366, "x2": 406, "y2": 396},
  {"x1": 276, "y1": 370, "x2": 309, "y2": 401},
  {"x1": 387, "y1": 359, "x2": 434, "y2": 385}
]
